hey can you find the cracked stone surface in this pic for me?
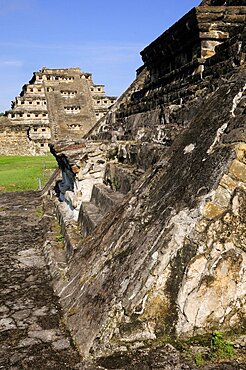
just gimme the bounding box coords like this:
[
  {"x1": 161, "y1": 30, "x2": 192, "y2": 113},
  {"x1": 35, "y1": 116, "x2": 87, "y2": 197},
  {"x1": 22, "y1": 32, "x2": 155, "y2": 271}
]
[
  {"x1": 1, "y1": 193, "x2": 244, "y2": 370},
  {"x1": 0, "y1": 191, "x2": 81, "y2": 369}
]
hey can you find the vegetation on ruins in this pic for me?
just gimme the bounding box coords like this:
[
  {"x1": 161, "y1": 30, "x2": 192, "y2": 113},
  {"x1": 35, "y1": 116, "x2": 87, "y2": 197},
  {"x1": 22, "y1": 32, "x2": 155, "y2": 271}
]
[
  {"x1": 0, "y1": 155, "x2": 57, "y2": 192},
  {"x1": 194, "y1": 331, "x2": 235, "y2": 366}
]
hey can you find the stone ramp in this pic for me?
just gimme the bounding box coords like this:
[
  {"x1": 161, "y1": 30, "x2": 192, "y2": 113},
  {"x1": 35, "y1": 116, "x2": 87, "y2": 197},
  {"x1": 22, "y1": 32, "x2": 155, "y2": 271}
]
[{"x1": 0, "y1": 191, "x2": 81, "y2": 369}]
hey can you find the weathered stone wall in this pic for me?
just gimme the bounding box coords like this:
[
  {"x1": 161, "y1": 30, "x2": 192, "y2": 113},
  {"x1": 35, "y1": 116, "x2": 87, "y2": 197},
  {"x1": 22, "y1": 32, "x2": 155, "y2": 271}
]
[
  {"x1": 50, "y1": 140, "x2": 163, "y2": 224},
  {"x1": 44, "y1": 1, "x2": 246, "y2": 365},
  {"x1": 89, "y1": 4, "x2": 245, "y2": 145},
  {"x1": 51, "y1": 68, "x2": 246, "y2": 357},
  {"x1": 46, "y1": 5, "x2": 246, "y2": 365},
  {"x1": 0, "y1": 117, "x2": 47, "y2": 155}
]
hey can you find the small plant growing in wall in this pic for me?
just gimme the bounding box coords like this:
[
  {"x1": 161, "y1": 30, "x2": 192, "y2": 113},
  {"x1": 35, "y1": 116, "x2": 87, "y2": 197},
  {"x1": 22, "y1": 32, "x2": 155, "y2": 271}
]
[
  {"x1": 56, "y1": 233, "x2": 64, "y2": 243},
  {"x1": 210, "y1": 331, "x2": 234, "y2": 359},
  {"x1": 194, "y1": 331, "x2": 235, "y2": 366},
  {"x1": 50, "y1": 219, "x2": 65, "y2": 245}
]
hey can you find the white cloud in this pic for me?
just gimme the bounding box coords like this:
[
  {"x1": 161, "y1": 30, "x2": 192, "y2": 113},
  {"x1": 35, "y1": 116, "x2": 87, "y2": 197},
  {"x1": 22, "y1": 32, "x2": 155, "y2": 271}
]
[{"x1": 0, "y1": 60, "x2": 23, "y2": 67}]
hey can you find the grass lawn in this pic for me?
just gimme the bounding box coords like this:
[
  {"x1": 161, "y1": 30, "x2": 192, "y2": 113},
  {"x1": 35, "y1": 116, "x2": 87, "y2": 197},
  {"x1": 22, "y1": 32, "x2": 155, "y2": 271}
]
[{"x1": 0, "y1": 155, "x2": 58, "y2": 193}]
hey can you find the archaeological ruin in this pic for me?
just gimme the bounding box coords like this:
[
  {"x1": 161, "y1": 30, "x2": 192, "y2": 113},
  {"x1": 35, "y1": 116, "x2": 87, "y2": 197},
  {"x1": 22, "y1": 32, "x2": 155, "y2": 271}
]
[
  {"x1": 1, "y1": 0, "x2": 246, "y2": 368},
  {"x1": 0, "y1": 67, "x2": 116, "y2": 155}
]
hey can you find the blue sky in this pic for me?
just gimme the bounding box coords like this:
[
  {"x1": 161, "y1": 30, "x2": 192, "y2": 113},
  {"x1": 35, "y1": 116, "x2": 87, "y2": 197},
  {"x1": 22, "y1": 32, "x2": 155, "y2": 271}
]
[{"x1": 0, "y1": 0, "x2": 200, "y2": 112}]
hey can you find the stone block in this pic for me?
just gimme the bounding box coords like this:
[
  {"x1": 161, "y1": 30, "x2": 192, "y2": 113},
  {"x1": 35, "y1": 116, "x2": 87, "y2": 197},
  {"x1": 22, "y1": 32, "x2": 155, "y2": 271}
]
[
  {"x1": 201, "y1": 49, "x2": 216, "y2": 59},
  {"x1": 235, "y1": 143, "x2": 246, "y2": 162},
  {"x1": 104, "y1": 163, "x2": 138, "y2": 194},
  {"x1": 200, "y1": 30, "x2": 229, "y2": 40},
  {"x1": 219, "y1": 174, "x2": 237, "y2": 192},
  {"x1": 91, "y1": 183, "x2": 124, "y2": 214},
  {"x1": 78, "y1": 202, "x2": 104, "y2": 237},
  {"x1": 224, "y1": 14, "x2": 246, "y2": 23},
  {"x1": 79, "y1": 178, "x2": 103, "y2": 202},
  {"x1": 202, "y1": 201, "x2": 224, "y2": 219},
  {"x1": 229, "y1": 159, "x2": 246, "y2": 183},
  {"x1": 213, "y1": 185, "x2": 231, "y2": 208}
]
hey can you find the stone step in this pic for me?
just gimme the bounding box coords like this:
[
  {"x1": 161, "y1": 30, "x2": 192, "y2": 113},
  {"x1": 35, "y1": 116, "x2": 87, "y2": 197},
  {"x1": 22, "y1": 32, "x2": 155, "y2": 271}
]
[
  {"x1": 91, "y1": 183, "x2": 124, "y2": 214},
  {"x1": 78, "y1": 202, "x2": 104, "y2": 237},
  {"x1": 104, "y1": 163, "x2": 143, "y2": 194}
]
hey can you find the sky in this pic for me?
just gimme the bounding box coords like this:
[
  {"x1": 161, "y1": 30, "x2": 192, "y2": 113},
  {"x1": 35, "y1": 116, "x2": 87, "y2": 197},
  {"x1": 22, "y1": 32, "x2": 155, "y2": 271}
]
[{"x1": 0, "y1": 0, "x2": 200, "y2": 112}]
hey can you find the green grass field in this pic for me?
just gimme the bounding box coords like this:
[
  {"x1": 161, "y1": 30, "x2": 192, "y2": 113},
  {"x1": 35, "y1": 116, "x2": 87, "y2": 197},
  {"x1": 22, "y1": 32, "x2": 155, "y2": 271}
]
[{"x1": 0, "y1": 155, "x2": 58, "y2": 193}]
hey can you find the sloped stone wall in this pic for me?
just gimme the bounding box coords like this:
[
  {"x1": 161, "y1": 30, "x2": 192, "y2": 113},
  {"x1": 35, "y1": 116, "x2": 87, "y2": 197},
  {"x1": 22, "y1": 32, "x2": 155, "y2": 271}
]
[
  {"x1": 49, "y1": 67, "x2": 246, "y2": 358},
  {"x1": 89, "y1": 5, "x2": 245, "y2": 145},
  {"x1": 45, "y1": 1, "x2": 246, "y2": 365}
]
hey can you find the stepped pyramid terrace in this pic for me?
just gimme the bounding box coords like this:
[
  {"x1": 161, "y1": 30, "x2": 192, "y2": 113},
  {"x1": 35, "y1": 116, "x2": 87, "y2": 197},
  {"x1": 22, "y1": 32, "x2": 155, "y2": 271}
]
[{"x1": 0, "y1": 67, "x2": 117, "y2": 155}]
